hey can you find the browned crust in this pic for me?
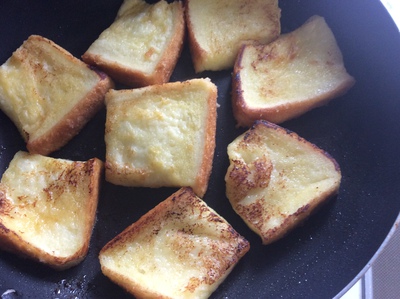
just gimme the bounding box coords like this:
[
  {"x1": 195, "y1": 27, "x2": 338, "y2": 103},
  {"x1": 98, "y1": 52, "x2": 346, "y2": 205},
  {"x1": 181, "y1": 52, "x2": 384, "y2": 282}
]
[
  {"x1": 261, "y1": 186, "x2": 338, "y2": 245},
  {"x1": 82, "y1": 2, "x2": 185, "y2": 87},
  {"x1": 104, "y1": 79, "x2": 217, "y2": 197},
  {"x1": 228, "y1": 121, "x2": 341, "y2": 245},
  {"x1": 183, "y1": 0, "x2": 207, "y2": 73},
  {"x1": 232, "y1": 181, "x2": 339, "y2": 245},
  {"x1": 193, "y1": 83, "x2": 217, "y2": 197},
  {"x1": 232, "y1": 45, "x2": 356, "y2": 127},
  {"x1": 0, "y1": 158, "x2": 103, "y2": 270},
  {"x1": 26, "y1": 72, "x2": 114, "y2": 155},
  {"x1": 100, "y1": 187, "x2": 250, "y2": 298},
  {"x1": 0, "y1": 35, "x2": 113, "y2": 156}
]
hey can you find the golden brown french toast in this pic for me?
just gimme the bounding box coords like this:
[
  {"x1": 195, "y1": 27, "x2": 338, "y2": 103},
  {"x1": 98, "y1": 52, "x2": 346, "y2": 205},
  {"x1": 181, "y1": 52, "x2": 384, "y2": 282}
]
[
  {"x1": 104, "y1": 78, "x2": 217, "y2": 197},
  {"x1": 225, "y1": 120, "x2": 341, "y2": 245},
  {"x1": 0, "y1": 35, "x2": 113, "y2": 155},
  {"x1": 0, "y1": 151, "x2": 103, "y2": 270},
  {"x1": 232, "y1": 15, "x2": 355, "y2": 126},
  {"x1": 99, "y1": 187, "x2": 250, "y2": 299},
  {"x1": 185, "y1": 0, "x2": 281, "y2": 72},
  {"x1": 82, "y1": 0, "x2": 185, "y2": 87}
]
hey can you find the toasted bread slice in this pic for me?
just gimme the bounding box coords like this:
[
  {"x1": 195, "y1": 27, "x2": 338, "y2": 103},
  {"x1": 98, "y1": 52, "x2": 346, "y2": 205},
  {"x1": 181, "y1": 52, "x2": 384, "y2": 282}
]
[
  {"x1": 99, "y1": 187, "x2": 250, "y2": 299},
  {"x1": 185, "y1": 0, "x2": 280, "y2": 72},
  {"x1": 0, "y1": 151, "x2": 103, "y2": 270},
  {"x1": 232, "y1": 15, "x2": 355, "y2": 127},
  {"x1": 0, "y1": 35, "x2": 113, "y2": 155},
  {"x1": 104, "y1": 78, "x2": 217, "y2": 197},
  {"x1": 82, "y1": 0, "x2": 185, "y2": 87},
  {"x1": 225, "y1": 120, "x2": 341, "y2": 245}
]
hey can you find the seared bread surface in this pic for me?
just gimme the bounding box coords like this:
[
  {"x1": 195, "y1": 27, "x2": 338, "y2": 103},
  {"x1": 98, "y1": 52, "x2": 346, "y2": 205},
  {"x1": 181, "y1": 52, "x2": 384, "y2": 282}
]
[
  {"x1": 0, "y1": 151, "x2": 103, "y2": 270},
  {"x1": 232, "y1": 15, "x2": 355, "y2": 127},
  {"x1": 82, "y1": 0, "x2": 185, "y2": 87},
  {"x1": 185, "y1": 0, "x2": 280, "y2": 72},
  {"x1": 225, "y1": 120, "x2": 341, "y2": 244},
  {"x1": 0, "y1": 35, "x2": 113, "y2": 155},
  {"x1": 99, "y1": 187, "x2": 250, "y2": 299},
  {"x1": 104, "y1": 78, "x2": 217, "y2": 197}
]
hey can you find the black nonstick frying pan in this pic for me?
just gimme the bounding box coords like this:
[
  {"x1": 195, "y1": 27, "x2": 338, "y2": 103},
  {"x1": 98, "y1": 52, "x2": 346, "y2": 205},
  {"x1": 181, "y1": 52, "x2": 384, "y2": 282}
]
[{"x1": 0, "y1": 0, "x2": 399, "y2": 298}]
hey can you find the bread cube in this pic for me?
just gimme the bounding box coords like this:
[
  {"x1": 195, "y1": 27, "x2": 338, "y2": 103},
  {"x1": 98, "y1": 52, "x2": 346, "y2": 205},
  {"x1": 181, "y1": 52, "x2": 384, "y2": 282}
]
[
  {"x1": 0, "y1": 35, "x2": 113, "y2": 155},
  {"x1": 104, "y1": 78, "x2": 217, "y2": 197},
  {"x1": 0, "y1": 151, "x2": 103, "y2": 269},
  {"x1": 99, "y1": 187, "x2": 250, "y2": 299},
  {"x1": 225, "y1": 120, "x2": 341, "y2": 244},
  {"x1": 232, "y1": 16, "x2": 355, "y2": 126},
  {"x1": 82, "y1": 0, "x2": 185, "y2": 87},
  {"x1": 185, "y1": 0, "x2": 281, "y2": 72}
]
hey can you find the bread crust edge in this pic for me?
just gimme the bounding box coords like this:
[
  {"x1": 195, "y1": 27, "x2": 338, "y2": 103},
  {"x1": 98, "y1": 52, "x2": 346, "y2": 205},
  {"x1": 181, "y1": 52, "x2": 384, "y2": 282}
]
[
  {"x1": 99, "y1": 187, "x2": 250, "y2": 297},
  {"x1": 193, "y1": 81, "x2": 217, "y2": 197},
  {"x1": 0, "y1": 157, "x2": 103, "y2": 270},
  {"x1": 82, "y1": 2, "x2": 185, "y2": 88},
  {"x1": 184, "y1": 0, "x2": 207, "y2": 73},
  {"x1": 231, "y1": 44, "x2": 356, "y2": 127},
  {"x1": 227, "y1": 120, "x2": 342, "y2": 245},
  {"x1": 26, "y1": 72, "x2": 114, "y2": 155}
]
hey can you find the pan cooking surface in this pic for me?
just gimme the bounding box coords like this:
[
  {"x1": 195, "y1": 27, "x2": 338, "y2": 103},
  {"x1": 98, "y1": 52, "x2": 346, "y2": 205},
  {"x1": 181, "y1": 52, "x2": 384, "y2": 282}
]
[{"x1": 0, "y1": 0, "x2": 399, "y2": 298}]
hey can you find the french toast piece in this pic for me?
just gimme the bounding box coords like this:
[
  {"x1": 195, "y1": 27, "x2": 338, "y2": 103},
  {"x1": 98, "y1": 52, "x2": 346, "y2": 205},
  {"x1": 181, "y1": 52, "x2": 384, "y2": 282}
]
[
  {"x1": 0, "y1": 151, "x2": 103, "y2": 270},
  {"x1": 232, "y1": 15, "x2": 355, "y2": 127},
  {"x1": 99, "y1": 187, "x2": 250, "y2": 299},
  {"x1": 0, "y1": 35, "x2": 114, "y2": 155},
  {"x1": 82, "y1": 0, "x2": 185, "y2": 87},
  {"x1": 184, "y1": 0, "x2": 280, "y2": 73},
  {"x1": 104, "y1": 78, "x2": 217, "y2": 197},
  {"x1": 225, "y1": 120, "x2": 341, "y2": 245}
]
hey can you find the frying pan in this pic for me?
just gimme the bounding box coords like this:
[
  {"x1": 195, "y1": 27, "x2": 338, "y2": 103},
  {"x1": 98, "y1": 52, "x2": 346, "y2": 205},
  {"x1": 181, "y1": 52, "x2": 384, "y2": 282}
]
[{"x1": 0, "y1": 0, "x2": 399, "y2": 298}]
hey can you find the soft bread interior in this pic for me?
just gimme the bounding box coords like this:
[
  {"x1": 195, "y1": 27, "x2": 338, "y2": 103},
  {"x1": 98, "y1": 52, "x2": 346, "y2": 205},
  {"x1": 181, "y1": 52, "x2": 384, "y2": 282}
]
[
  {"x1": 99, "y1": 187, "x2": 249, "y2": 299},
  {"x1": 237, "y1": 16, "x2": 355, "y2": 110},
  {"x1": 0, "y1": 151, "x2": 102, "y2": 268},
  {"x1": 186, "y1": 0, "x2": 280, "y2": 72},
  {"x1": 105, "y1": 78, "x2": 217, "y2": 196},
  {"x1": 0, "y1": 35, "x2": 105, "y2": 142},
  {"x1": 84, "y1": 0, "x2": 181, "y2": 76},
  {"x1": 225, "y1": 121, "x2": 341, "y2": 244}
]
